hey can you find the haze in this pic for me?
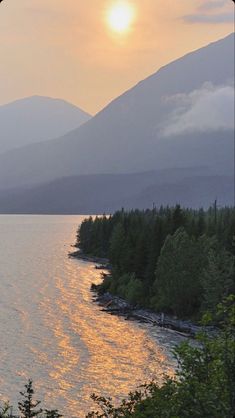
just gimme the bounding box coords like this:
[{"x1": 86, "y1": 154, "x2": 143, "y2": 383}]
[{"x1": 0, "y1": 0, "x2": 234, "y2": 114}]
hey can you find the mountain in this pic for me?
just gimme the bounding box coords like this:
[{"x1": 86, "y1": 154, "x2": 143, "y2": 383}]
[
  {"x1": 0, "y1": 33, "x2": 233, "y2": 199},
  {"x1": 0, "y1": 96, "x2": 91, "y2": 154},
  {"x1": 0, "y1": 169, "x2": 233, "y2": 213}
]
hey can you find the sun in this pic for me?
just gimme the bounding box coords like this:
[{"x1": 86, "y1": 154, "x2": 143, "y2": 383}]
[{"x1": 107, "y1": 2, "x2": 134, "y2": 34}]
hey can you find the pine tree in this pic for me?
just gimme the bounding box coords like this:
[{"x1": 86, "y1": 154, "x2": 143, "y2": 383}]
[
  {"x1": 109, "y1": 223, "x2": 126, "y2": 272},
  {"x1": 153, "y1": 228, "x2": 205, "y2": 317},
  {"x1": 18, "y1": 380, "x2": 42, "y2": 418},
  {"x1": 0, "y1": 402, "x2": 13, "y2": 418},
  {"x1": 171, "y1": 204, "x2": 186, "y2": 233},
  {"x1": 201, "y1": 249, "x2": 235, "y2": 316}
]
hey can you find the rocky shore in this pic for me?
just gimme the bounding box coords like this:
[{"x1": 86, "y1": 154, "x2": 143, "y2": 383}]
[
  {"x1": 69, "y1": 249, "x2": 111, "y2": 269},
  {"x1": 91, "y1": 285, "x2": 208, "y2": 337},
  {"x1": 70, "y1": 250, "x2": 215, "y2": 338}
]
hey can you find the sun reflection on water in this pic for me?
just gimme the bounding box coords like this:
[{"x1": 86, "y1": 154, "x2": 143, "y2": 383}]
[
  {"x1": 0, "y1": 216, "x2": 181, "y2": 417},
  {"x1": 40, "y1": 259, "x2": 176, "y2": 416}
]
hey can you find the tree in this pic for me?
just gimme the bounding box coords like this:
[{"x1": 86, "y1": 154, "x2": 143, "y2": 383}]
[
  {"x1": 117, "y1": 273, "x2": 144, "y2": 305},
  {"x1": 108, "y1": 223, "x2": 127, "y2": 272},
  {"x1": 152, "y1": 228, "x2": 208, "y2": 317},
  {"x1": 18, "y1": 380, "x2": 42, "y2": 418},
  {"x1": 0, "y1": 403, "x2": 13, "y2": 418},
  {"x1": 171, "y1": 204, "x2": 186, "y2": 233},
  {"x1": 201, "y1": 249, "x2": 235, "y2": 316}
]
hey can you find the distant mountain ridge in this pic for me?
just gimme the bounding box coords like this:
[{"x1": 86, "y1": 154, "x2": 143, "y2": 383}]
[
  {"x1": 0, "y1": 169, "x2": 233, "y2": 213},
  {"x1": 0, "y1": 96, "x2": 91, "y2": 154},
  {"x1": 0, "y1": 33, "x2": 233, "y2": 191},
  {"x1": 0, "y1": 33, "x2": 234, "y2": 213}
]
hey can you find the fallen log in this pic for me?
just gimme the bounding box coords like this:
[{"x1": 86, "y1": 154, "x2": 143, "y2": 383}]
[{"x1": 92, "y1": 291, "x2": 216, "y2": 338}]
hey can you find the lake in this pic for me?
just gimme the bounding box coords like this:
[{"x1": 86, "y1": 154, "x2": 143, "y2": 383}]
[{"x1": 0, "y1": 215, "x2": 185, "y2": 417}]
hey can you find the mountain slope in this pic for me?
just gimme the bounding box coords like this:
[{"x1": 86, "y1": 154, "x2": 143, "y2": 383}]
[
  {"x1": 0, "y1": 33, "x2": 233, "y2": 190},
  {"x1": 0, "y1": 169, "x2": 233, "y2": 213},
  {"x1": 0, "y1": 96, "x2": 91, "y2": 154}
]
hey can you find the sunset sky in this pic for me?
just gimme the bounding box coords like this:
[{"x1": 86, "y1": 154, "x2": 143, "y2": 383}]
[{"x1": 0, "y1": 0, "x2": 234, "y2": 114}]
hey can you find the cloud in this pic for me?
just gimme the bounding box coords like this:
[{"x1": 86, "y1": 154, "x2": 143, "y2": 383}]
[
  {"x1": 183, "y1": 12, "x2": 234, "y2": 24},
  {"x1": 162, "y1": 83, "x2": 235, "y2": 137},
  {"x1": 199, "y1": 0, "x2": 228, "y2": 11},
  {"x1": 182, "y1": 0, "x2": 234, "y2": 24}
]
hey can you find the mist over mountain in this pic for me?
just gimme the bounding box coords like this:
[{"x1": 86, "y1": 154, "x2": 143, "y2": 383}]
[{"x1": 0, "y1": 96, "x2": 91, "y2": 154}]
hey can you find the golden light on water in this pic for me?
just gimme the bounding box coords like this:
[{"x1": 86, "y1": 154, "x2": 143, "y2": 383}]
[
  {"x1": 0, "y1": 216, "x2": 178, "y2": 417},
  {"x1": 107, "y1": 2, "x2": 135, "y2": 34}
]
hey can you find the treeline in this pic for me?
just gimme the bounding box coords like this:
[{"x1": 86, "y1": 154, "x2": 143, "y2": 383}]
[{"x1": 77, "y1": 205, "x2": 235, "y2": 319}]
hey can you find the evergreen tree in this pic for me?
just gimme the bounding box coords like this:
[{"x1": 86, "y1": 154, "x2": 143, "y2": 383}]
[
  {"x1": 196, "y1": 208, "x2": 206, "y2": 236},
  {"x1": 153, "y1": 228, "x2": 206, "y2": 317},
  {"x1": 201, "y1": 249, "x2": 235, "y2": 316},
  {"x1": 0, "y1": 403, "x2": 13, "y2": 418},
  {"x1": 18, "y1": 380, "x2": 42, "y2": 418},
  {"x1": 171, "y1": 204, "x2": 186, "y2": 233},
  {"x1": 108, "y1": 223, "x2": 127, "y2": 272},
  {"x1": 77, "y1": 206, "x2": 235, "y2": 318}
]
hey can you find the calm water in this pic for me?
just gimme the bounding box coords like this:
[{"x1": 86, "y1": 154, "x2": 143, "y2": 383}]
[{"x1": 0, "y1": 215, "x2": 185, "y2": 417}]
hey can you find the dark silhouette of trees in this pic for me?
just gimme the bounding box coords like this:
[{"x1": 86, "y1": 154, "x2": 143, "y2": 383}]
[
  {"x1": 78, "y1": 206, "x2": 235, "y2": 319},
  {"x1": 0, "y1": 381, "x2": 63, "y2": 417},
  {"x1": 18, "y1": 380, "x2": 42, "y2": 418}
]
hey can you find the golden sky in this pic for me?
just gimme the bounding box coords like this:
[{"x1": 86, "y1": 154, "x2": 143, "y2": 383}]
[{"x1": 0, "y1": 0, "x2": 234, "y2": 114}]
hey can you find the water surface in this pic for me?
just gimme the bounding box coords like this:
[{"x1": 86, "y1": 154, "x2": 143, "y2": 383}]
[{"x1": 0, "y1": 215, "x2": 184, "y2": 417}]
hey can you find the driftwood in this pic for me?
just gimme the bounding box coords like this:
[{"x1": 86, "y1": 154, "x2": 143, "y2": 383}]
[
  {"x1": 92, "y1": 290, "x2": 214, "y2": 338},
  {"x1": 70, "y1": 251, "x2": 215, "y2": 338}
]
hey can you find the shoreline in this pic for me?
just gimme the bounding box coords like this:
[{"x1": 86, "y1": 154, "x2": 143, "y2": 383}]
[
  {"x1": 70, "y1": 250, "x2": 214, "y2": 338},
  {"x1": 69, "y1": 249, "x2": 111, "y2": 268},
  {"x1": 91, "y1": 286, "x2": 203, "y2": 338}
]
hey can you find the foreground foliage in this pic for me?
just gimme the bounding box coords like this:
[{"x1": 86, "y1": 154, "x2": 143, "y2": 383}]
[
  {"x1": 87, "y1": 297, "x2": 235, "y2": 417},
  {"x1": 78, "y1": 206, "x2": 235, "y2": 319},
  {"x1": 0, "y1": 380, "x2": 62, "y2": 418}
]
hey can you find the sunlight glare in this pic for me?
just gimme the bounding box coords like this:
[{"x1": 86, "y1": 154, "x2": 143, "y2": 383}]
[{"x1": 107, "y1": 2, "x2": 134, "y2": 34}]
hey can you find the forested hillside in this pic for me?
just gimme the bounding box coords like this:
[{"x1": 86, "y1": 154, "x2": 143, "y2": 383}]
[{"x1": 77, "y1": 205, "x2": 235, "y2": 319}]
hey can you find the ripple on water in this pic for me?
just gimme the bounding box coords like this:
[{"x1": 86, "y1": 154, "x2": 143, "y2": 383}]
[{"x1": 0, "y1": 216, "x2": 183, "y2": 417}]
